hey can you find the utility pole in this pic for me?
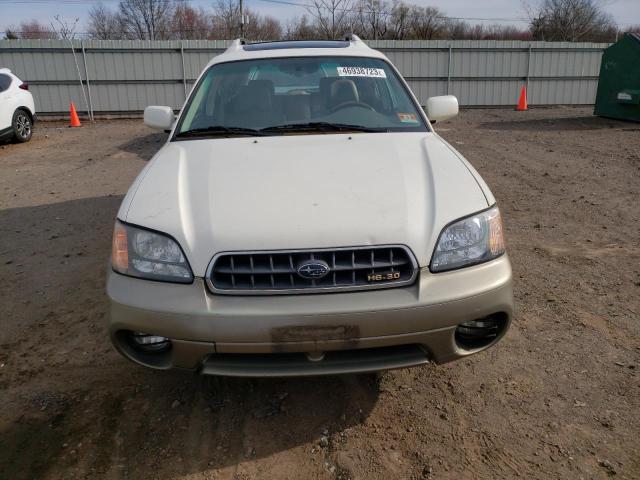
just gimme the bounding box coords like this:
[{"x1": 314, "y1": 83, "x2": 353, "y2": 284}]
[
  {"x1": 239, "y1": 0, "x2": 245, "y2": 38},
  {"x1": 373, "y1": 10, "x2": 377, "y2": 40}
]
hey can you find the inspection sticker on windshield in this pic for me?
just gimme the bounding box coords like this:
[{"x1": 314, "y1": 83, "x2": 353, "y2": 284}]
[
  {"x1": 337, "y1": 66, "x2": 387, "y2": 78},
  {"x1": 397, "y1": 113, "x2": 418, "y2": 123}
]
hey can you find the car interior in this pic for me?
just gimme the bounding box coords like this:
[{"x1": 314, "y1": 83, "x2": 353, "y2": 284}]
[{"x1": 188, "y1": 74, "x2": 397, "y2": 130}]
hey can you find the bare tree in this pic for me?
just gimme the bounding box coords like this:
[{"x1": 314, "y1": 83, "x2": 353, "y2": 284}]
[
  {"x1": 284, "y1": 15, "x2": 318, "y2": 40},
  {"x1": 443, "y1": 19, "x2": 470, "y2": 39},
  {"x1": 51, "y1": 15, "x2": 80, "y2": 40},
  {"x1": 118, "y1": 0, "x2": 174, "y2": 40},
  {"x1": 387, "y1": 0, "x2": 411, "y2": 39},
  {"x1": 490, "y1": 24, "x2": 533, "y2": 40},
  {"x1": 212, "y1": 0, "x2": 241, "y2": 38},
  {"x1": 12, "y1": 20, "x2": 58, "y2": 39},
  {"x1": 88, "y1": 2, "x2": 126, "y2": 39},
  {"x1": 528, "y1": 0, "x2": 616, "y2": 41},
  {"x1": 246, "y1": 13, "x2": 283, "y2": 40},
  {"x1": 211, "y1": 0, "x2": 281, "y2": 40},
  {"x1": 351, "y1": 0, "x2": 388, "y2": 40},
  {"x1": 407, "y1": 6, "x2": 444, "y2": 39},
  {"x1": 305, "y1": 0, "x2": 354, "y2": 39},
  {"x1": 171, "y1": 1, "x2": 212, "y2": 39}
]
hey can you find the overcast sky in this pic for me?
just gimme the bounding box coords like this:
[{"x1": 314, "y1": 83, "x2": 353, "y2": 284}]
[{"x1": 1, "y1": 0, "x2": 639, "y2": 34}]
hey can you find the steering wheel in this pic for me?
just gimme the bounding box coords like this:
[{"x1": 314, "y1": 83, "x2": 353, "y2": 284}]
[{"x1": 330, "y1": 101, "x2": 375, "y2": 113}]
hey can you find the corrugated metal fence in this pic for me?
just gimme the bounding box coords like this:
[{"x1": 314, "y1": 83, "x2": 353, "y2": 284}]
[{"x1": 0, "y1": 39, "x2": 609, "y2": 116}]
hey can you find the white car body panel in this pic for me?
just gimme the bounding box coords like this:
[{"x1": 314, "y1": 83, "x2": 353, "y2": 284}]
[
  {"x1": 121, "y1": 132, "x2": 489, "y2": 276},
  {"x1": 154, "y1": 40, "x2": 495, "y2": 207},
  {"x1": 438, "y1": 137, "x2": 496, "y2": 206},
  {"x1": 0, "y1": 68, "x2": 35, "y2": 134}
]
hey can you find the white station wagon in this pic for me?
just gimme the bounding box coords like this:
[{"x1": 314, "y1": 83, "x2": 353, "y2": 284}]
[{"x1": 108, "y1": 36, "x2": 513, "y2": 376}]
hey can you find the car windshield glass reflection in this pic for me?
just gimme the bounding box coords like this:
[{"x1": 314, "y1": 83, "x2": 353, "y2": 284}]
[{"x1": 175, "y1": 56, "x2": 427, "y2": 138}]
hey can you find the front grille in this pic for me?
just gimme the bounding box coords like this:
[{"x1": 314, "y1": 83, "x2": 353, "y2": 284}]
[{"x1": 206, "y1": 245, "x2": 418, "y2": 295}]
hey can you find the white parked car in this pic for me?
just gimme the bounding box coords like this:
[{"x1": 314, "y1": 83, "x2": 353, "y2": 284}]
[
  {"x1": 108, "y1": 36, "x2": 513, "y2": 376},
  {"x1": 0, "y1": 68, "x2": 35, "y2": 143}
]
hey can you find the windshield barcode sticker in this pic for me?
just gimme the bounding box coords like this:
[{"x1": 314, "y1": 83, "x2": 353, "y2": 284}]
[{"x1": 337, "y1": 67, "x2": 387, "y2": 78}]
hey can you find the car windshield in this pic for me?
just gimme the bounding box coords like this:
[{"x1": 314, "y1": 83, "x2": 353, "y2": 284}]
[{"x1": 175, "y1": 56, "x2": 427, "y2": 138}]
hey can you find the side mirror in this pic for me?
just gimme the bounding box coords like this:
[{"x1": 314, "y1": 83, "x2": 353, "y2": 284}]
[
  {"x1": 144, "y1": 106, "x2": 175, "y2": 130},
  {"x1": 425, "y1": 95, "x2": 459, "y2": 123}
]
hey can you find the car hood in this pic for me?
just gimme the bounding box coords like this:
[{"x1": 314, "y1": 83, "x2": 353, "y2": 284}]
[{"x1": 121, "y1": 132, "x2": 489, "y2": 276}]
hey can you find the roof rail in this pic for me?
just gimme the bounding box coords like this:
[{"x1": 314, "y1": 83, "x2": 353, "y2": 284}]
[
  {"x1": 225, "y1": 35, "x2": 369, "y2": 54},
  {"x1": 225, "y1": 38, "x2": 246, "y2": 53},
  {"x1": 343, "y1": 33, "x2": 369, "y2": 47}
]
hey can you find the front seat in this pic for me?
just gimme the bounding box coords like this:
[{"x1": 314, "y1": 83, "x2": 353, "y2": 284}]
[
  {"x1": 329, "y1": 79, "x2": 359, "y2": 110},
  {"x1": 317, "y1": 77, "x2": 336, "y2": 113},
  {"x1": 226, "y1": 79, "x2": 276, "y2": 128}
]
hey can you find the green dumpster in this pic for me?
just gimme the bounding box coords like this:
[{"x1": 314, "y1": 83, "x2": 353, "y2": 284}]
[{"x1": 594, "y1": 33, "x2": 640, "y2": 122}]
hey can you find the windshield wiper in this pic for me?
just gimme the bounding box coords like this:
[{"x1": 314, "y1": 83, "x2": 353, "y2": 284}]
[
  {"x1": 174, "y1": 125, "x2": 267, "y2": 138},
  {"x1": 260, "y1": 122, "x2": 387, "y2": 134}
]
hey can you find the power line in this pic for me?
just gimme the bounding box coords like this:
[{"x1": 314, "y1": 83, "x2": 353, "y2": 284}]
[
  {"x1": 257, "y1": 0, "x2": 533, "y2": 25},
  {"x1": 256, "y1": 0, "x2": 640, "y2": 25}
]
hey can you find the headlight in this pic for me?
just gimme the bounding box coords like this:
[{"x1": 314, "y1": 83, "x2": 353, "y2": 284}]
[
  {"x1": 430, "y1": 206, "x2": 505, "y2": 272},
  {"x1": 111, "y1": 220, "x2": 193, "y2": 283}
]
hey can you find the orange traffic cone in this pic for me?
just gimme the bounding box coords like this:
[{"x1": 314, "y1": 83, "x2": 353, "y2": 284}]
[
  {"x1": 515, "y1": 86, "x2": 528, "y2": 111},
  {"x1": 69, "y1": 102, "x2": 82, "y2": 127}
]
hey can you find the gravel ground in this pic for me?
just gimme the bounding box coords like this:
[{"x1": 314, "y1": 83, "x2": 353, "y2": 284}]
[{"x1": 0, "y1": 107, "x2": 638, "y2": 480}]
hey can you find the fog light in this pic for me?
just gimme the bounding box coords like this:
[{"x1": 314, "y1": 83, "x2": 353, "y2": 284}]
[
  {"x1": 129, "y1": 331, "x2": 171, "y2": 352},
  {"x1": 455, "y1": 314, "x2": 506, "y2": 350},
  {"x1": 306, "y1": 351, "x2": 325, "y2": 362}
]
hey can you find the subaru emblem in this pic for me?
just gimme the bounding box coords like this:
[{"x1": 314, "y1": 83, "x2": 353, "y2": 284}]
[{"x1": 297, "y1": 260, "x2": 330, "y2": 279}]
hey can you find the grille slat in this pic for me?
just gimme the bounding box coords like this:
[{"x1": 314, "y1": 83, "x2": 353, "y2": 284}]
[
  {"x1": 213, "y1": 261, "x2": 410, "y2": 275},
  {"x1": 207, "y1": 245, "x2": 417, "y2": 295},
  {"x1": 332, "y1": 252, "x2": 337, "y2": 287}
]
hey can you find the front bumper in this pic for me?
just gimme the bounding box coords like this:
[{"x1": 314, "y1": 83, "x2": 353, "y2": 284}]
[{"x1": 107, "y1": 255, "x2": 513, "y2": 376}]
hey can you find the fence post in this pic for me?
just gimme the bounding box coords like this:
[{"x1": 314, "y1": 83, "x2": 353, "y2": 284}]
[
  {"x1": 447, "y1": 44, "x2": 452, "y2": 95},
  {"x1": 180, "y1": 42, "x2": 187, "y2": 101},
  {"x1": 526, "y1": 43, "x2": 532, "y2": 91},
  {"x1": 81, "y1": 40, "x2": 94, "y2": 121}
]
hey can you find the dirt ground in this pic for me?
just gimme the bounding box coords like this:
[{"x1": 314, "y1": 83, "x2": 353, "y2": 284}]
[{"x1": 0, "y1": 107, "x2": 638, "y2": 480}]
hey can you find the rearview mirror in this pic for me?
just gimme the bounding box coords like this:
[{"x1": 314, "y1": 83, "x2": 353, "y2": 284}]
[
  {"x1": 425, "y1": 95, "x2": 459, "y2": 123},
  {"x1": 144, "y1": 106, "x2": 175, "y2": 130}
]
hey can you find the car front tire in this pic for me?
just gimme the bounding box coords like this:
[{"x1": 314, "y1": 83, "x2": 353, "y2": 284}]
[{"x1": 12, "y1": 109, "x2": 33, "y2": 143}]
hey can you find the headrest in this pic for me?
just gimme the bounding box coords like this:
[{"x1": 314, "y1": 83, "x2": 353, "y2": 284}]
[
  {"x1": 236, "y1": 80, "x2": 274, "y2": 112},
  {"x1": 330, "y1": 79, "x2": 359, "y2": 106}
]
